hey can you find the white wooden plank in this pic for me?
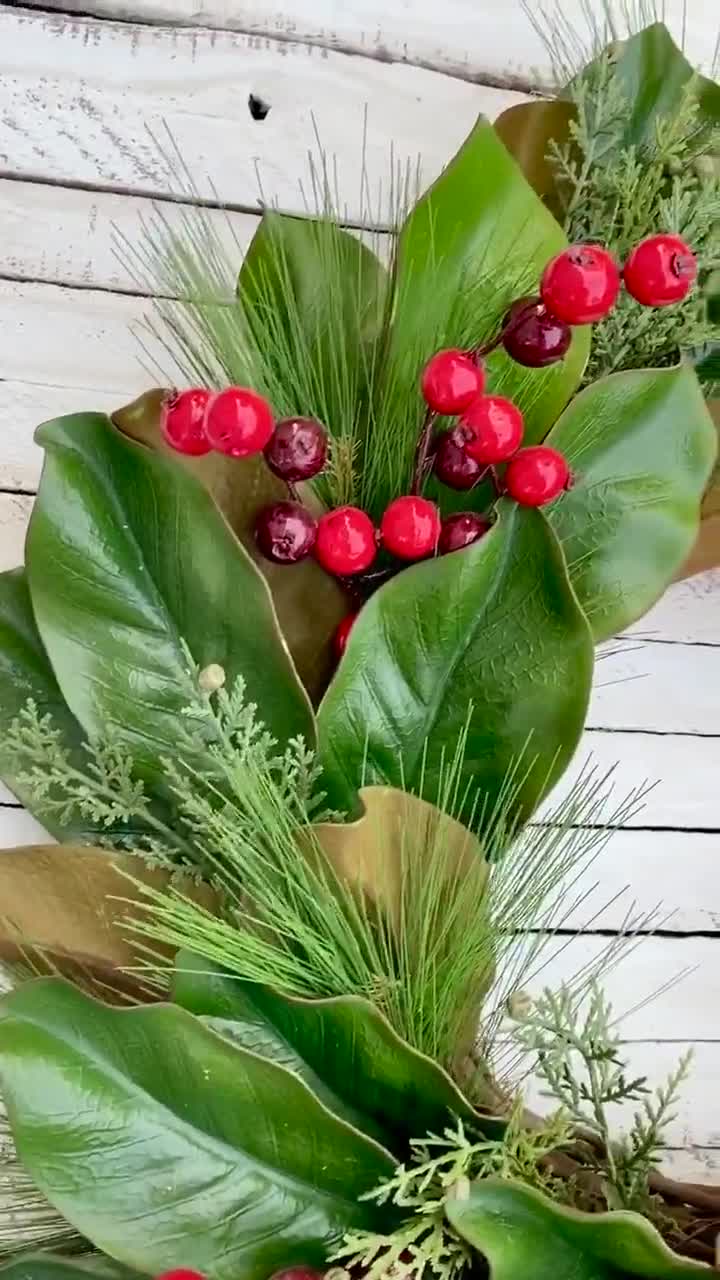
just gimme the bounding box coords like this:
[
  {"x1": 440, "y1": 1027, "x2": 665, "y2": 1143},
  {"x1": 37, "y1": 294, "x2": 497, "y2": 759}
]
[
  {"x1": 558, "y1": 829, "x2": 720, "y2": 934},
  {"x1": 522, "y1": 1041, "x2": 720, "y2": 1149},
  {"x1": 0, "y1": 493, "x2": 32, "y2": 574},
  {"x1": 591, "y1": 641, "x2": 719, "y2": 734},
  {"x1": 0, "y1": 8, "x2": 527, "y2": 221},
  {"x1": 626, "y1": 572, "x2": 720, "y2": 646},
  {"x1": 659, "y1": 1147, "x2": 720, "y2": 1183},
  {"x1": 31, "y1": 0, "x2": 717, "y2": 89},
  {"x1": 548, "y1": 730, "x2": 717, "y2": 830},
  {"x1": 0, "y1": 808, "x2": 52, "y2": 848},
  {"x1": 506, "y1": 936, "x2": 720, "y2": 1042},
  {"x1": 0, "y1": 177, "x2": 259, "y2": 294},
  {"x1": 0, "y1": 280, "x2": 176, "y2": 397}
]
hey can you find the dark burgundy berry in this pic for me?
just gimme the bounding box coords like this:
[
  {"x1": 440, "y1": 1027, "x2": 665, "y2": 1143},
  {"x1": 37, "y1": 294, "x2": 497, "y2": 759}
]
[
  {"x1": 161, "y1": 388, "x2": 212, "y2": 456},
  {"x1": 255, "y1": 501, "x2": 317, "y2": 564},
  {"x1": 623, "y1": 234, "x2": 697, "y2": 307},
  {"x1": 433, "y1": 432, "x2": 485, "y2": 490},
  {"x1": 505, "y1": 446, "x2": 571, "y2": 507},
  {"x1": 541, "y1": 244, "x2": 621, "y2": 325},
  {"x1": 421, "y1": 349, "x2": 485, "y2": 415},
  {"x1": 380, "y1": 496, "x2": 441, "y2": 561},
  {"x1": 439, "y1": 512, "x2": 492, "y2": 555},
  {"x1": 264, "y1": 417, "x2": 328, "y2": 482},
  {"x1": 502, "y1": 297, "x2": 572, "y2": 368}
]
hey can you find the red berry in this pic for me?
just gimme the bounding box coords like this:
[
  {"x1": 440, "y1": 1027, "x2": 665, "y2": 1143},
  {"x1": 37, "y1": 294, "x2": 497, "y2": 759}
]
[
  {"x1": 438, "y1": 512, "x2": 491, "y2": 555},
  {"x1": 161, "y1": 389, "x2": 212, "y2": 456},
  {"x1": 255, "y1": 501, "x2": 317, "y2": 564},
  {"x1": 205, "y1": 387, "x2": 274, "y2": 457},
  {"x1": 458, "y1": 396, "x2": 524, "y2": 464},
  {"x1": 623, "y1": 234, "x2": 697, "y2": 307},
  {"x1": 380, "y1": 496, "x2": 441, "y2": 561},
  {"x1": 541, "y1": 245, "x2": 621, "y2": 325},
  {"x1": 505, "y1": 446, "x2": 571, "y2": 507},
  {"x1": 503, "y1": 297, "x2": 572, "y2": 368},
  {"x1": 315, "y1": 506, "x2": 376, "y2": 576},
  {"x1": 333, "y1": 612, "x2": 358, "y2": 660},
  {"x1": 155, "y1": 1272, "x2": 206, "y2": 1280},
  {"x1": 433, "y1": 432, "x2": 485, "y2": 490},
  {"x1": 264, "y1": 417, "x2": 328, "y2": 482},
  {"x1": 421, "y1": 349, "x2": 485, "y2": 415}
]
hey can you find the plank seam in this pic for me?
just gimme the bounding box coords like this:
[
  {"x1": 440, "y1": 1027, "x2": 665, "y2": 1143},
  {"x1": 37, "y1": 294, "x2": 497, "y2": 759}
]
[{"x1": 5, "y1": 1, "x2": 549, "y2": 96}]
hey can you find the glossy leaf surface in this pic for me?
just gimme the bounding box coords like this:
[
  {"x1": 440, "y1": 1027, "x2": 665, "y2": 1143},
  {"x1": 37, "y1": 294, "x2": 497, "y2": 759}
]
[
  {"x1": 0, "y1": 980, "x2": 395, "y2": 1280},
  {"x1": 26, "y1": 413, "x2": 314, "y2": 780}
]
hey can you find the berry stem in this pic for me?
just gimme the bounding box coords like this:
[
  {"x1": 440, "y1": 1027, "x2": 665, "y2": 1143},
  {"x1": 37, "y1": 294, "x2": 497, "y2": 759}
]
[
  {"x1": 487, "y1": 467, "x2": 502, "y2": 497},
  {"x1": 286, "y1": 480, "x2": 300, "y2": 501},
  {"x1": 411, "y1": 407, "x2": 438, "y2": 495}
]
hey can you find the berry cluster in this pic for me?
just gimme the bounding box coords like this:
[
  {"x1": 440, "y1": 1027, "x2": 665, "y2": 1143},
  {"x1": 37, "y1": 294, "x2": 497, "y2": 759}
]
[{"x1": 160, "y1": 233, "x2": 697, "y2": 661}]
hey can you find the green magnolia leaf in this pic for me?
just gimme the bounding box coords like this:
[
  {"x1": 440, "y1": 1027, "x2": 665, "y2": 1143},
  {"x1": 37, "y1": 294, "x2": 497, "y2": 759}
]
[
  {"x1": 370, "y1": 116, "x2": 589, "y2": 511},
  {"x1": 113, "y1": 390, "x2": 349, "y2": 705},
  {"x1": 546, "y1": 365, "x2": 718, "y2": 639},
  {"x1": 317, "y1": 500, "x2": 593, "y2": 829},
  {"x1": 446, "y1": 1177, "x2": 709, "y2": 1279},
  {"x1": 26, "y1": 413, "x2": 315, "y2": 781},
  {"x1": 238, "y1": 210, "x2": 387, "y2": 435},
  {"x1": 604, "y1": 22, "x2": 720, "y2": 149},
  {"x1": 0, "y1": 979, "x2": 395, "y2": 1279},
  {"x1": 0, "y1": 1255, "x2": 143, "y2": 1280},
  {"x1": 0, "y1": 569, "x2": 84, "y2": 836},
  {"x1": 172, "y1": 950, "x2": 495, "y2": 1154}
]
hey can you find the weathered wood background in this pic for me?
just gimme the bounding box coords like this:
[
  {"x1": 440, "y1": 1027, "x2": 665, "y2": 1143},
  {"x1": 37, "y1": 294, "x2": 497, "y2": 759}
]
[{"x1": 0, "y1": 0, "x2": 718, "y2": 1181}]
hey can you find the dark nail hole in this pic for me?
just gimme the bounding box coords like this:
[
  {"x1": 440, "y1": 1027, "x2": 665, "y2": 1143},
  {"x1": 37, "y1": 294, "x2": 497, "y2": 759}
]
[{"x1": 248, "y1": 94, "x2": 271, "y2": 121}]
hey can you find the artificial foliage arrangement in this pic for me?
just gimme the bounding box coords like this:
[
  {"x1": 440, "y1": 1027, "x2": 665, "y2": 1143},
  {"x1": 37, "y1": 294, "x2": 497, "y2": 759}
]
[{"x1": 0, "y1": 11, "x2": 719, "y2": 1280}]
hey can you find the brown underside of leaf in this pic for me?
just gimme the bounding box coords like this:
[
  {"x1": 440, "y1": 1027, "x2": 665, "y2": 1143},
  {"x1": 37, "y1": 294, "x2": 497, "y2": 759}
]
[
  {"x1": 493, "y1": 99, "x2": 576, "y2": 216},
  {"x1": 313, "y1": 785, "x2": 487, "y2": 922},
  {"x1": 0, "y1": 845, "x2": 215, "y2": 1001},
  {"x1": 112, "y1": 390, "x2": 350, "y2": 704}
]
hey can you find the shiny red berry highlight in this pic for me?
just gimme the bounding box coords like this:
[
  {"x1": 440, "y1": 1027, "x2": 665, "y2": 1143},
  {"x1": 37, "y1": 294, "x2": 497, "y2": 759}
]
[
  {"x1": 205, "y1": 386, "x2": 274, "y2": 457},
  {"x1": 505, "y1": 446, "x2": 571, "y2": 507},
  {"x1": 381, "y1": 496, "x2": 441, "y2": 561},
  {"x1": 459, "y1": 396, "x2": 524, "y2": 464},
  {"x1": 255, "y1": 501, "x2": 317, "y2": 564},
  {"x1": 541, "y1": 245, "x2": 621, "y2": 325},
  {"x1": 161, "y1": 388, "x2": 212, "y2": 456},
  {"x1": 333, "y1": 612, "x2": 358, "y2": 660},
  {"x1": 155, "y1": 1271, "x2": 206, "y2": 1280},
  {"x1": 433, "y1": 432, "x2": 486, "y2": 490},
  {"x1": 503, "y1": 297, "x2": 572, "y2": 367},
  {"x1": 623, "y1": 234, "x2": 697, "y2": 307},
  {"x1": 315, "y1": 506, "x2": 376, "y2": 576},
  {"x1": 438, "y1": 512, "x2": 491, "y2": 555},
  {"x1": 264, "y1": 417, "x2": 328, "y2": 481},
  {"x1": 421, "y1": 349, "x2": 485, "y2": 415}
]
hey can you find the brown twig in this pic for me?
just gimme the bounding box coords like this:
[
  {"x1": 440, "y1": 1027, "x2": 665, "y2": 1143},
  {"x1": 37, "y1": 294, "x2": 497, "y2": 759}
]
[{"x1": 411, "y1": 407, "x2": 438, "y2": 495}]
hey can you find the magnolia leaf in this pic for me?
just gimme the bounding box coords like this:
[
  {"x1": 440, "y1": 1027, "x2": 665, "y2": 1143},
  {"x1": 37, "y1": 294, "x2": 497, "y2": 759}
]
[
  {"x1": 0, "y1": 980, "x2": 395, "y2": 1279},
  {"x1": 546, "y1": 365, "x2": 718, "y2": 639},
  {"x1": 238, "y1": 211, "x2": 387, "y2": 428},
  {"x1": 493, "y1": 99, "x2": 576, "y2": 212},
  {"x1": 113, "y1": 390, "x2": 348, "y2": 703},
  {"x1": 0, "y1": 569, "x2": 85, "y2": 838},
  {"x1": 0, "y1": 1256, "x2": 143, "y2": 1280},
  {"x1": 603, "y1": 22, "x2": 720, "y2": 150},
  {"x1": 26, "y1": 413, "x2": 315, "y2": 781},
  {"x1": 172, "y1": 940, "x2": 498, "y2": 1156},
  {"x1": 313, "y1": 785, "x2": 485, "y2": 925},
  {"x1": 376, "y1": 115, "x2": 589, "y2": 504},
  {"x1": 679, "y1": 400, "x2": 720, "y2": 578},
  {"x1": 446, "y1": 1177, "x2": 709, "y2": 1280},
  {"x1": 318, "y1": 501, "x2": 593, "y2": 830},
  {"x1": 0, "y1": 845, "x2": 215, "y2": 1000}
]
